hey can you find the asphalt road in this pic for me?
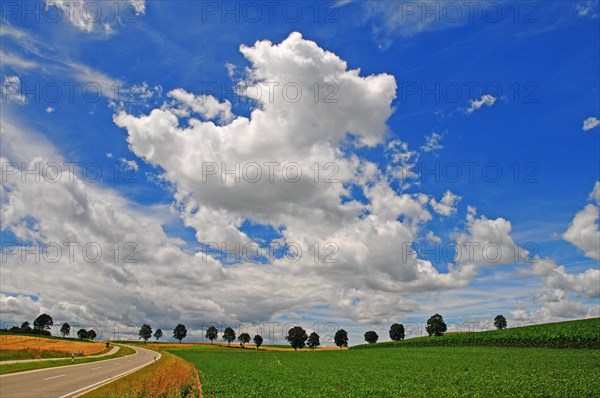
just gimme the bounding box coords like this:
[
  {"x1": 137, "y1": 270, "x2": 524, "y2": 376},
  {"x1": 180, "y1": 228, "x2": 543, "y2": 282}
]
[{"x1": 0, "y1": 345, "x2": 159, "y2": 398}]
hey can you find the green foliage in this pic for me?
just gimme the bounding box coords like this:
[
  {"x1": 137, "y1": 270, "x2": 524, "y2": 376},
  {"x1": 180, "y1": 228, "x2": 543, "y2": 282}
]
[
  {"x1": 33, "y1": 314, "x2": 53, "y2": 333},
  {"x1": 169, "y1": 344, "x2": 600, "y2": 397},
  {"x1": 494, "y1": 315, "x2": 508, "y2": 330},
  {"x1": 426, "y1": 313, "x2": 447, "y2": 336},
  {"x1": 87, "y1": 329, "x2": 97, "y2": 340},
  {"x1": 238, "y1": 333, "x2": 251, "y2": 346},
  {"x1": 364, "y1": 331, "x2": 378, "y2": 344},
  {"x1": 154, "y1": 328, "x2": 163, "y2": 342},
  {"x1": 206, "y1": 326, "x2": 218, "y2": 343},
  {"x1": 60, "y1": 323, "x2": 70, "y2": 337},
  {"x1": 253, "y1": 334, "x2": 263, "y2": 349},
  {"x1": 286, "y1": 326, "x2": 308, "y2": 351},
  {"x1": 20, "y1": 322, "x2": 33, "y2": 334},
  {"x1": 138, "y1": 324, "x2": 152, "y2": 343},
  {"x1": 223, "y1": 327, "x2": 236, "y2": 345},
  {"x1": 389, "y1": 323, "x2": 405, "y2": 341},
  {"x1": 352, "y1": 318, "x2": 600, "y2": 350},
  {"x1": 334, "y1": 329, "x2": 348, "y2": 348},
  {"x1": 173, "y1": 324, "x2": 187, "y2": 343},
  {"x1": 307, "y1": 332, "x2": 320, "y2": 349},
  {"x1": 77, "y1": 328, "x2": 88, "y2": 339}
]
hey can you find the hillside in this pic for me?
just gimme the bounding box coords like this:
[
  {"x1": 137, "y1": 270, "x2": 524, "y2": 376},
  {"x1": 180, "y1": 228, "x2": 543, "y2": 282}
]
[{"x1": 351, "y1": 318, "x2": 600, "y2": 350}]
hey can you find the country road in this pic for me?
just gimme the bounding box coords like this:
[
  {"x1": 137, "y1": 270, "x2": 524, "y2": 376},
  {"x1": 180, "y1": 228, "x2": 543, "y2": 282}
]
[{"x1": 0, "y1": 345, "x2": 159, "y2": 398}]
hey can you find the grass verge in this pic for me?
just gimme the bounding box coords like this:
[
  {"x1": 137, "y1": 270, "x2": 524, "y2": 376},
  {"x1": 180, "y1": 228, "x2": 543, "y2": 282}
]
[{"x1": 82, "y1": 347, "x2": 200, "y2": 398}]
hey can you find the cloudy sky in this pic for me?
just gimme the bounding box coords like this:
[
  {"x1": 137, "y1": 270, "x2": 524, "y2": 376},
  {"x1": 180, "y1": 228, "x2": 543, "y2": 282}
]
[{"x1": 1, "y1": 0, "x2": 599, "y2": 344}]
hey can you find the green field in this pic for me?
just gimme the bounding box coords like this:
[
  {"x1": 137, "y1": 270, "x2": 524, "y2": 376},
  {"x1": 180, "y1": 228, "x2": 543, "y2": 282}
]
[
  {"x1": 166, "y1": 319, "x2": 600, "y2": 397},
  {"x1": 352, "y1": 318, "x2": 600, "y2": 350}
]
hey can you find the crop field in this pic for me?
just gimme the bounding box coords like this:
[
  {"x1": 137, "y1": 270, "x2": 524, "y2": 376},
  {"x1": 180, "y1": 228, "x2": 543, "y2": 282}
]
[
  {"x1": 168, "y1": 344, "x2": 599, "y2": 397},
  {"x1": 164, "y1": 320, "x2": 600, "y2": 397},
  {"x1": 0, "y1": 334, "x2": 106, "y2": 358},
  {"x1": 353, "y1": 318, "x2": 600, "y2": 350}
]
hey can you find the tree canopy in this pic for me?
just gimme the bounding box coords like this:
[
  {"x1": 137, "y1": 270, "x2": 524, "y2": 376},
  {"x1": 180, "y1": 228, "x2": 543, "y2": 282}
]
[
  {"x1": 334, "y1": 329, "x2": 348, "y2": 348},
  {"x1": 253, "y1": 334, "x2": 263, "y2": 349},
  {"x1": 494, "y1": 315, "x2": 508, "y2": 330},
  {"x1": 60, "y1": 323, "x2": 71, "y2": 338},
  {"x1": 389, "y1": 323, "x2": 405, "y2": 341},
  {"x1": 286, "y1": 326, "x2": 308, "y2": 351},
  {"x1": 154, "y1": 328, "x2": 163, "y2": 341},
  {"x1": 139, "y1": 324, "x2": 152, "y2": 342},
  {"x1": 307, "y1": 332, "x2": 320, "y2": 349},
  {"x1": 33, "y1": 314, "x2": 53, "y2": 333},
  {"x1": 223, "y1": 327, "x2": 236, "y2": 345},
  {"x1": 206, "y1": 326, "x2": 218, "y2": 343},
  {"x1": 173, "y1": 324, "x2": 187, "y2": 343},
  {"x1": 364, "y1": 330, "x2": 379, "y2": 344},
  {"x1": 426, "y1": 314, "x2": 447, "y2": 337},
  {"x1": 238, "y1": 332, "x2": 251, "y2": 347}
]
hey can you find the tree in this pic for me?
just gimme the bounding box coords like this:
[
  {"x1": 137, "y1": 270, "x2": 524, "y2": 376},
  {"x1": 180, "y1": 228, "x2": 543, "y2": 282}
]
[
  {"x1": 364, "y1": 331, "x2": 379, "y2": 344},
  {"x1": 20, "y1": 321, "x2": 32, "y2": 334},
  {"x1": 60, "y1": 323, "x2": 71, "y2": 338},
  {"x1": 77, "y1": 328, "x2": 88, "y2": 339},
  {"x1": 253, "y1": 334, "x2": 263, "y2": 349},
  {"x1": 173, "y1": 324, "x2": 187, "y2": 343},
  {"x1": 494, "y1": 315, "x2": 508, "y2": 330},
  {"x1": 138, "y1": 324, "x2": 152, "y2": 343},
  {"x1": 426, "y1": 313, "x2": 447, "y2": 337},
  {"x1": 238, "y1": 333, "x2": 251, "y2": 347},
  {"x1": 286, "y1": 326, "x2": 308, "y2": 351},
  {"x1": 334, "y1": 329, "x2": 348, "y2": 348},
  {"x1": 154, "y1": 328, "x2": 163, "y2": 342},
  {"x1": 389, "y1": 323, "x2": 405, "y2": 341},
  {"x1": 307, "y1": 332, "x2": 320, "y2": 350},
  {"x1": 33, "y1": 314, "x2": 53, "y2": 334},
  {"x1": 222, "y1": 327, "x2": 236, "y2": 345},
  {"x1": 88, "y1": 329, "x2": 97, "y2": 340},
  {"x1": 206, "y1": 326, "x2": 218, "y2": 344}
]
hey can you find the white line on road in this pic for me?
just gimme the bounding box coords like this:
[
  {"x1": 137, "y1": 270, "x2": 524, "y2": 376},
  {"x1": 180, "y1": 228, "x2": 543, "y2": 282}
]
[
  {"x1": 44, "y1": 374, "x2": 66, "y2": 380},
  {"x1": 91, "y1": 366, "x2": 102, "y2": 370}
]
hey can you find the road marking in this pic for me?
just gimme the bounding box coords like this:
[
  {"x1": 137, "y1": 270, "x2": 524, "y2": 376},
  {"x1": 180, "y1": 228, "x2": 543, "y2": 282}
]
[
  {"x1": 58, "y1": 348, "x2": 160, "y2": 398},
  {"x1": 44, "y1": 374, "x2": 66, "y2": 380},
  {"x1": 113, "y1": 362, "x2": 120, "y2": 365},
  {"x1": 91, "y1": 366, "x2": 102, "y2": 370}
]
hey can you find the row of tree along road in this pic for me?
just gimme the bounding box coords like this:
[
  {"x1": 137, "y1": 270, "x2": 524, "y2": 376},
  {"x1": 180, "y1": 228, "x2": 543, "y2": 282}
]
[{"x1": 2, "y1": 313, "x2": 509, "y2": 349}]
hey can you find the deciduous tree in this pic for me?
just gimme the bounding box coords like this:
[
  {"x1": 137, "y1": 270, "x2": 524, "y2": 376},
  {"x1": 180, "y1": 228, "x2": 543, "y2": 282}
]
[
  {"x1": 206, "y1": 326, "x2": 218, "y2": 344},
  {"x1": 426, "y1": 314, "x2": 447, "y2": 337},
  {"x1": 223, "y1": 327, "x2": 236, "y2": 345},
  {"x1": 173, "y1": 324, "x2": 187, "y2": 343},
  {"x1": 307, "y1": 332, "x2": 320, "y2": 349},
  {"x1": 364, "y1": 330, "x2": 379, "y2": 344},
  {"x1": 334, "y1": 329, "x2": 348, "y2": 348},
  {"x1": 139, "y1": 324, "x2": 152, "y2": 343},
  {"x1": 389, "y1": 323, "x2": 405, "y2": 341},
  {"x1": 494, "y1": 315, "x2": 508, "y2": 330},
  {"x1": 286, "y1": 326, "x2": 308, "y2": 351}
]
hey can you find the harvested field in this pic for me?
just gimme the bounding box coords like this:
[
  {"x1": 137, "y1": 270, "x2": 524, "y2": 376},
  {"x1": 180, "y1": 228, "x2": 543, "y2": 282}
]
[{"x1": 0, "y1": 335, "x2": 105, "y2": 356}]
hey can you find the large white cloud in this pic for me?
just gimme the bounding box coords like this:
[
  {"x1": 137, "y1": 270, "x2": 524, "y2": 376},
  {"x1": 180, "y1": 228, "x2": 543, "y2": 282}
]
[{"x1": 563, "y1": 182, "x2": 600, "y2": 260}]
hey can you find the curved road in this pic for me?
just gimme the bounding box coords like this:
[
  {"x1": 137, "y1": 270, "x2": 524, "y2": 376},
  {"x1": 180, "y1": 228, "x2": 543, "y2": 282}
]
[{"x1": 0, "y1": 345, "x2": 159, "y2": 398}]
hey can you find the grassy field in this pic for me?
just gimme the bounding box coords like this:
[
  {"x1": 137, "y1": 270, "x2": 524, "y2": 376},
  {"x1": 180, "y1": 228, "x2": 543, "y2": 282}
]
[
  {"x1": 0, "y1": 344, "x2": 135, "y2": 375},
  {"x1": 164, "y1": 319, "x2": 600, "y2": 397},
  {"x1": 352, "y1": 318, "x2": 600, "y2": 350}
]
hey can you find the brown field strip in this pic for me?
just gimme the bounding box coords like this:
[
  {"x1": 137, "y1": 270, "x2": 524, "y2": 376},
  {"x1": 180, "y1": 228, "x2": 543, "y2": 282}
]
[{"x1": 0, "y1": 335, "x2": 105, "y2": 356}]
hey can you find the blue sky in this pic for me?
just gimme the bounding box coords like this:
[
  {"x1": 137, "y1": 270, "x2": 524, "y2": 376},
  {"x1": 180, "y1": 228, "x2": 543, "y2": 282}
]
[{"x1": 1, "y1": 0, "x2": 599, "y2": 344}]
